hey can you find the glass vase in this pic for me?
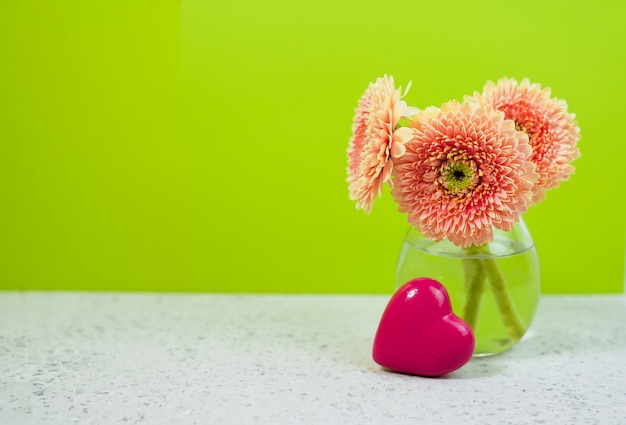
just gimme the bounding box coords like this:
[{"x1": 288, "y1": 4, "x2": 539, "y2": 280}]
[{"x1": 394, "y1": 218, "x2": 540, "y2": 357}]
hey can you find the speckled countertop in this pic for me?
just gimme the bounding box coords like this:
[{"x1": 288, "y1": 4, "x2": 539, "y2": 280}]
[{"x1": 0, "y1": 292, "x2": 625, "y2": 425}]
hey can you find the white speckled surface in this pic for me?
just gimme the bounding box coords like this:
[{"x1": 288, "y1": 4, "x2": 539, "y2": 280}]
[{"x1": 0, "y1": 292, "x2": 625, "y2": 425}]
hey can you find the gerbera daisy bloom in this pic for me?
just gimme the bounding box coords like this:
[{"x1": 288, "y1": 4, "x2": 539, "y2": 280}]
[
  {"x1": 391, "y1": 101, "x2": 539, "y2": 247},
  {"x1": 467, "y1": 78, "x2": 580, "y2": 203},
  {"x1": 347, "y1": 75, "x2": 415, "y2": 213}
]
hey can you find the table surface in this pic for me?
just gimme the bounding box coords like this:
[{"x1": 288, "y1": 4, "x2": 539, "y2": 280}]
[{"x1": 1, "y1": 292, "x2": 625, "y2": 425}]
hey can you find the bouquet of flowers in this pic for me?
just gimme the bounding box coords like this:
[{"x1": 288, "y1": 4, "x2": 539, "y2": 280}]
[{"x1": 347, "y1": 76, "x2": 580, "y2": 352}]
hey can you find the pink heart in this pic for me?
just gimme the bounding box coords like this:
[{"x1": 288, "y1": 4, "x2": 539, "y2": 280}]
[{"x1": 373, "y1": 277, "x2": 475, "y2": 377}]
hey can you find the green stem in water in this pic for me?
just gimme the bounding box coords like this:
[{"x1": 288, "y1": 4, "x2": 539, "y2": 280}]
[
  {"x1": 462, "y1": 244, "x2": 526, "y2": 343},
  {"x1": 462, "y1": 246, "x2": 486, "y2": 331},
  {"x1": 481, "y1": 255, "x2": 526, "y2": 342}
]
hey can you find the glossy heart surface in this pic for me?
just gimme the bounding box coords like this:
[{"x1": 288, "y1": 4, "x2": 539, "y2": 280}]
[{"x1": 373, "y1": 277, "x2": 475, "y2": 377}]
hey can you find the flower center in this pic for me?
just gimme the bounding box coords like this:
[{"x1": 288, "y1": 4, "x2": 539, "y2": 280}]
[{"x1": 439, "y1": 160, "x2": 479, "y2": 194}]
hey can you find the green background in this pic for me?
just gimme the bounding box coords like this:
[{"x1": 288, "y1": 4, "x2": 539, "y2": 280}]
[{"x1": 1, "y1": 0, "x2": 624, "y2": 293}]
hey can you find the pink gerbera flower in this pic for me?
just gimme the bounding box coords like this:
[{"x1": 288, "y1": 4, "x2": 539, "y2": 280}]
[
  {"x1": 468, "y1": 78, "x2": 580, "y2": 203},
  {"x1": 347, "y1": 75, "x2": 415, "y2": 213},
  {"x1": 391, "y1": 101, "x2": 539, "y2": 247}
]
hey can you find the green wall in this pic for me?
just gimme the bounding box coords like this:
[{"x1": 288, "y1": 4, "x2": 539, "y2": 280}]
[{"x1": 1, "y1": 0, "x2": 624, "y2": 293}]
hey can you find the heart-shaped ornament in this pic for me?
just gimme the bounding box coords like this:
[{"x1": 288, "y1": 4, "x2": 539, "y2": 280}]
[{"x1": 373, "y1": 277, "x2": 475, "y2": 377}]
